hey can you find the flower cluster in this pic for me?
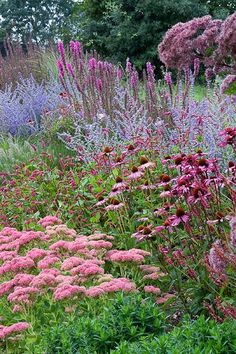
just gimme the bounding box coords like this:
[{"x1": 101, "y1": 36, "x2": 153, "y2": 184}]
[
  {"x1": 0, "y1": 217, "x2": 148, "y2": 323},
  {"x1": 0, "y1": 322, "x2": 29, "y2": 340},
  {"x1": 158, "y1": 12, "x2": 235, "y2": 77},
  {"x1": 92, "y1": 142, "x2": 236, "y2": 317}
]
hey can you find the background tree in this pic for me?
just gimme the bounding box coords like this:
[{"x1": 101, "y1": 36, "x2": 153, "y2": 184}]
[
  {"x1": 72, "y1": 0, "x2": 209, "y2": 70},
  {"x1": 0, "y1": 0, "x2": 74, "y2": 44},
  {"x1": 200, "y1": 0, "x2": 236, "y2": 18}
]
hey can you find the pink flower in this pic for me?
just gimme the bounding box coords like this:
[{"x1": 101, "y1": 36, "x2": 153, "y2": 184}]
[
  {"x1": 37, "y1": 255, "x2": 60, "y2": 269},
  {"x1": 139, "y1": 265, "x2": 160, "y2": 274},
  {"x1": 86, "y1": 278, "x2": 136, "y2": 297},
  {"x1": 30, "y1": 272, "x2": 57, "y2": 288},
  {"x1": 112, "y1": 177, "x2": 128, "y2": 191},
  {"x1": 26, "y1": 248, "x2": 48, "y2": 260},
  {"x1": 132, "y1": 226, "x2": 155, "y2": 242},
  {"x1": 138, "y1": 162, "x2": 156, "y2": 172},
  {"x1": 95, "y1": 197, "x2": 108, "y2": 206},
  {"x1": 8, "y1": 286, "x2": 39, "y2": 303},
  {"x1": 87, "y1": 233, "x2": 114, "y2": 241},
  {"x1": 38, "y1": 216, "x2": 62, "y2": 228},
  {"x1": 105, "y1": 199, "x2": 125, "y2": 211},
  {"x1": 86, "y1": 287, "x2": 105, "y2": 297},
  {"x1": 88, "y1": 58, "x2": 97, "y2": 71},
  {"x1": 87, "y1": 240, "x2": 113, "y2": 250},
  {"x1": 12, "y1": 305, "x2": 23, "y2": 313},
  {"x1": 61, "y1": 257, "x2": 84, "y2": 271},
  {"x1": 0, "y1": 251, "x2": 17, "y2": 261},
  {"x1": 13, "y1": 273, "x2": 35, "y2": 286},
  {"x1": 0, "y1": 280, "x2": 14, "y2": 297},
  {"x1": 144, "y1": 286, "x2": 161, "y2": 295},
  {"x1": 156, "y1": 293, "x2": 175, "y2": 304},
  {"x1": 0, "y1": 322, "x2": 29, "y2": 339},
  {"x1": 143, "y1": 272, "x2": 166, "y2": 280},
  {"x1": 54, "y1": 284, "x2": 86, "y2": 300},
  {"x1": 70, "y1": 262, "x2": 104, "y2": 276},
  {"x1": 49, "y1": 240, "x2": 70, "y2": 251},
  {"x1": 208, "y1": 240, "x2": 226, "y2": 273},
  {"x1": 67, "y1": 63, "x2": 75, "y2": 77},
  {"x1": 127, "y1": 166, "x2": 144, "y2": 181},
  {"x1": 46, "y1": 224, "x2": 77, "y2": 239},
  {"x1": 0, "y1": 257, "x2": 35, "y2": 275},
  {"x1": 106, "y1": 249, "x2": 150, "y2": 263},
  {"x1": 167, "y1": 208, "x2": 190, "y2": 227},
  {"x1": 57, "y1": 60, "x2": 64, "y2": 78},
  {"x1": 55, "y1": 275, "x2": 77, "y2": 284}
]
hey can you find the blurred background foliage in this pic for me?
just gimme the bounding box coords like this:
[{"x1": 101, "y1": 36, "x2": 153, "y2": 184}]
[{"x1": 0, "y1": 0, "x2": 235, "y2": 71}]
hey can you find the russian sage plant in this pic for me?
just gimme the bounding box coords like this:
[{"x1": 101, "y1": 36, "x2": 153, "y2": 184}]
[{"x1": 0, "y1": 76, "x2": 63, "y2": 135}]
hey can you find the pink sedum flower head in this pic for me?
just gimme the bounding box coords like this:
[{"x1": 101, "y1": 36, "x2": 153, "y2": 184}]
[
  {"x1": 37, "y1": 255, "x2": 60, "y2": 270},
  {"x1": 144, "y1": 285, "x2": 161, "y2": 295},
  {"x1": 106, "y1": 249, "x2": 150, "y2": 263},
  {"x1": 156, "y1": 293, "x2": 175, "y2": 304},
  {"x1": 0, "y1": 256, "x2": 35, "y2": 276},
  {"x1": 0, "y1": 322, "x2": 29, "y2": 339},
  {"x1": 54, "y1": 283, "x2": 86, "y2": 301},
  {"x1": 38, "y1": 215, "x2": 62, "y2": 228}
]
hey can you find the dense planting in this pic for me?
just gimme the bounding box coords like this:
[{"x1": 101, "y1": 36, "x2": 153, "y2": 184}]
[{"x1": 0, "y1": 11, "x2": 235, "y2": 354}]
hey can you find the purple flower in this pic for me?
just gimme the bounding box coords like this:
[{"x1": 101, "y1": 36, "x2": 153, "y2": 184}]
[
  {"x1": 57, "y1": 40, "x2": 65, "y2": 59},
  {"x1": 88, "y1": 58, "x2": 97, "y2": 71}
]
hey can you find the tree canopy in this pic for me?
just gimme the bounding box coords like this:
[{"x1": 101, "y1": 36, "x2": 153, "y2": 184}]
[
  {"x1": 0, "y1": 0, "x2": 235, "y2": 68},
  {"x1": 71, "y1": 0, "x2": 209, "y2": 69},
  {"x1": 0, "y1": 0, "x2": 74, "y2": 42}
]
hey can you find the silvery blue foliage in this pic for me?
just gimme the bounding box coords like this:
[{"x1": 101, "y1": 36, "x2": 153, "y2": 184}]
[
  {"x1": 0, "y1": 76, "x2": 63, "y2": 135},
  {"x1": 58, "y1": 85, "x2": 156, "y2": 161},
  {"x1": 109, "y1": 85, "x2": 152, "y2": 141},
  {"x1": 58, "y1": 81, "x2": 236, "y2": 164},
  {"x1": 167, "y1": 89, "x2": 236, "y2": 162}
]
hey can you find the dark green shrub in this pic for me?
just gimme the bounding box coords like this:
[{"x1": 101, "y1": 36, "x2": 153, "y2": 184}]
[
  {"x1": 39, "y1": 293, "x2": 167, "y2": 354},
  {"x1": 112, "y1": 316, "x2": 236, "y2": 354}
]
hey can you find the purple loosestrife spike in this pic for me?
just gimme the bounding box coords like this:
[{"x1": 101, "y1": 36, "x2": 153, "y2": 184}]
[
  {"x1": 57, "y1": 40, "x2": 65, "y2": 58},
  {"x1": 116, "y1": 68, "x2": 123, "y2": 80},
  {"x1": 126, "y1": 58, "x2": 132, "y2": 75},
  {"x1": 146, "y1": 62, "x2": 155, "y2": 81},
  {"x1": 164, "y1": 72, "x2": 172, "y2": 86},
  {"x1": 57, "y1": 60, "x2": 64, "y2": 78},
  {"x1": 66, "y1": 63, "x2": 74, "y2": 77},
  {"x1": 96, "y1": 78, "x2": 103, "y2": 92},
  {"x1": 69, "y1": 41, "x2": 75, "y2": 54},
  {"x1": 75, "y1": 41, "x2": 82, "y2": 57},
  {"x1": 88, "y1": 58, "x2": 97, "y2": 71},
  {"x1": 130, "y1": 71, "x2": 139, "y2": 89},
  {"x1": 97, "y1": 61, "x2": 105, "y2": 71}
]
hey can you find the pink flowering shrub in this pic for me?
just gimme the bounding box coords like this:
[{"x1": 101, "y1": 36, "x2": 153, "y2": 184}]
[
  {"x1": 159, "y1": 12, "x2": 236, "y2": 74},
  {"x1": 158, "y1": 12, "x2": 236, "y2": 95}
]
